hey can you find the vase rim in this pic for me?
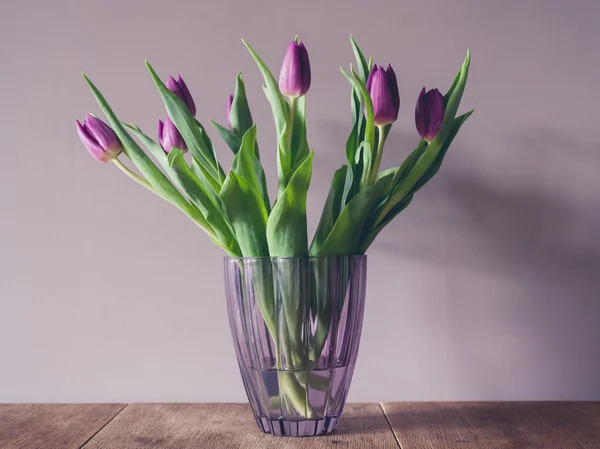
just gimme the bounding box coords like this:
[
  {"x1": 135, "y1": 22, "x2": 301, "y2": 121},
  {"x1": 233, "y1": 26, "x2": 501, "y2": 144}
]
[{"x1": 223, "y1": 255, "x2": 367, "y2": 261}]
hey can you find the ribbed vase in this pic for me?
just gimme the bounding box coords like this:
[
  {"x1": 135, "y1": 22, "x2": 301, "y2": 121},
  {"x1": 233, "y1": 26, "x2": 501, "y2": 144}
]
[{"x1": 224, "y1": 256, "x2": 367, "y2": 437}]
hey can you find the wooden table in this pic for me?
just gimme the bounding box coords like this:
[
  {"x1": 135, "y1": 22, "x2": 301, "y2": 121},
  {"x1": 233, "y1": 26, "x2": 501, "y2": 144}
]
[{"x1": 1, "y1": 402, "x2": 599, "y2": 448}]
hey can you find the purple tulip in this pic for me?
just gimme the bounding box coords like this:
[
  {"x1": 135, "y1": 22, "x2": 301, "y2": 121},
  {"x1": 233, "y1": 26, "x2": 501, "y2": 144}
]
[
  {"x1": 158, "y1": 117, "x2": 187, "y2": 153},
  {"x1": 278, "y1": 40, "x2": 311, "y2": 98},
  {"x1": 76, "y1": 114, "x2": 123, "y2": 163},
  {"x1": 366, "y1": 65, "x2": 400, "y2": 126},
  {"x1": 415, "y1": 87, "x2": 445, "y2": 141},
  {"x1": 226, "y1": 94, "x2": 234, "y2": 130},
  {"x1": 167, "y1": 75, "x2": 196, "y2": 116}
]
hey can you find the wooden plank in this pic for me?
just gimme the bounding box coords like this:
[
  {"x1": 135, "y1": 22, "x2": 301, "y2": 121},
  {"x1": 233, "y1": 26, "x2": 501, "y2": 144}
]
[
  {"x1": 381, "y1": 402, "x2": 600, "y2": 449},
  {"x1": 84, "y1": 403, "x2": 400, "y2": 448},
  {"x1": 0, "y1": 403, "x2": 125, "y2": 449}
]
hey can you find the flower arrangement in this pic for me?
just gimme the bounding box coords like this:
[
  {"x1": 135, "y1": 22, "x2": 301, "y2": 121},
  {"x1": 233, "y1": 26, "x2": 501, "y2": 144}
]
[
  {"x1": 77, "y1": 37, "x2": 471, "y2": 258},
  {"x1": 77, "y1": 36, "x2": 471, "y2": 435}
]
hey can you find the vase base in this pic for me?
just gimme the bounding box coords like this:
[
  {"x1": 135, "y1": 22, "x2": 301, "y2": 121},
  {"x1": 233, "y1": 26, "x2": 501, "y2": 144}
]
[{"x1": 255, "y1": 416, "x2": 340, "y2": 437}]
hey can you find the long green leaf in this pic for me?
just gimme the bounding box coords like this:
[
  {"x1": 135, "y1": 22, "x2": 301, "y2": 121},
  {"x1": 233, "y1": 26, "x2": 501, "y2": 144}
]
[
  {"x1": 123, "y1": 122, "x2": 169, "y2": 170},
  {"x1": 82, "y1": 75, "x2": 214, "y2": 237},
  {"x1": 356, "y1": 141, "x2": 373, "y2": 189},
  {"x1": 124, "y1": 122, "x2": 223, "y2": 213},
  {"x1": 315, "y1": 173, "x2": 392, "y2": 257},
  {"x1": 242, "y1": 40, "x2": 289, "y2": 144},
  {"x1": 243, "y1": 40, "x2": 291, "y2": 198},
  {"x1": 387, "y1": 140, "x2": 428, "y2": 193},
  {"x1": 145, "y1": 61, "x2": 224, "y2": 185},
  {"x1": 220, "y1": 172, "x2": 269, "y2": 257},
  {"x1": 350, "y1": 35, "x2": 370, "y2": 83},
  {"x1": 210, "y1": 119, "x2": 241, "y2": 154},
  {"x1": 358, "y1": 194, "x2": 414, "y2": 253},
  {"x1": 341, "y1": 66, "x2": 375, "y2": 154},
  {"x1": 231, "y1": 125, "x2": 270, "y2": 213},
  {"x1": 309, "y1": 165, "x2": 348, "y2": 256},
  {"x1": 267, "y1": 152, "x2": 314, "y2": 257},
  {"x1": 167, "y1": 149, "x2": 240, "y2": 256}
]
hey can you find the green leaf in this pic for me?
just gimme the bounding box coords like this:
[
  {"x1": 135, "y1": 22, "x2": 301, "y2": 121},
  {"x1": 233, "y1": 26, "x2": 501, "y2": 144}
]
[
  {"x1": 243, "y1": 40, "x2": 292, "y2": 199},
  {"x1": 350, "y1": 35, "x2": 370, "y2": 83},
  {"x1": 315, "y1": 173, "x2": 393, "y2": 257},
  {"x1": 190, "y1": 157, "x2": 221, "y2": 194},
  {"x1": 167, "y1": 149, "x2": 240, "y2": 256},
  {"x1": 242, "y1": 40, "x2": 289, "y2": 144},
  {"x1": 82, "y1": 75, "x2": 215, "y2": 238},
  {"x1": 230, "y1": 71, "x2": 254, "y2": 135},
  {"x1": 267, "y1": 152, "x2": 314, "y2": 257},
  {"x1": 387, "y1": 140, "x2": 428, "y2": 193},
  {"x1": 210, "y1": 119, "x2": 241, "y2": 154},
  {"x1": 345, "y1": 91, "x2": 361, "y2": 168},
  {"x1": 309, "y1": 165, "x2": 348, "y2": 256},
  {"x1": 340, "y1": 163, "x2": 354, "y2": 207},
  {"x1": 220, "y1": 172, "x2": 269, "y2": 257},
  {"x1": 145, "y1": 61, "x2": 224, "y2": 185},
  {"x1": 231, "y1": 125, "x2": 270, "y2": 213},
  {"x1": 122, "y1": 122, "x2": 169, "y2": 171},
  {"x1": 341, "y1": 66, "x2": 375, "y2": 154},
  {"x1": 124, "y1": 122, "x2": 223, "y2": 208},
  {"x1": 358, "y1": 194, "x2": 414, "y2": 253},
  {"x1": 356, "y1": 141, "x2": 373, "y2": 189},
  {"x1": 197, "y1": 120, "x2": 224, "y2": 183}
]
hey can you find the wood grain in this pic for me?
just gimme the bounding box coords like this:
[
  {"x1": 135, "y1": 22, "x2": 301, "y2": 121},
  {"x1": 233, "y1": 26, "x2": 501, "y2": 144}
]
[
  {"x1": 83, "y1": 403, "x2": 399, "y2": 449},
  {"x1": 0, "y1": 403, "x2": 125, "y2": 449},
  {"x1": 382, "y1": 402, "x2": 600, "y2": 449}
]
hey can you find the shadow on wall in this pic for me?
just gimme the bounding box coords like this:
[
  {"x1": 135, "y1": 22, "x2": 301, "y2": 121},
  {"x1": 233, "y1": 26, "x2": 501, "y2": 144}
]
[
  {"x1": 316, "y1": 121, "x2": 600, "y2": 399},
  {"x1": 374, "y1": 126, "x2": 600, "y2": 301},
  {"x1": 314, "y1": 121, "x2": 600, "y2": 300}
]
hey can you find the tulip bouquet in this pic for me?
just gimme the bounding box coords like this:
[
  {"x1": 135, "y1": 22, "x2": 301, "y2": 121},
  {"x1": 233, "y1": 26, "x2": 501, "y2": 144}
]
[{"x1": 77, "y1": 36, "x2": 471, "y2": 431}]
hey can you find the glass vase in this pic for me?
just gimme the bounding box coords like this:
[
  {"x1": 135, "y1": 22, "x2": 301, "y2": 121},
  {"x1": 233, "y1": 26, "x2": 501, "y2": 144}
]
[{"x1": 224, "y1": 256, "x2": 367, "y2": 437}]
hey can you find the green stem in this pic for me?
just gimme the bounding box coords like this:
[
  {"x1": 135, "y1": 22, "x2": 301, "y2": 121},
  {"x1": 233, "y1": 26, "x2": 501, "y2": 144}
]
[
  {"x1": 112, "y1": 158, "x2": 156, "y2": 193},
  {"x1": 287, "y1": 96, "x2": 296, "y2": 161},
  {"x1": 369, "y1": 125, "x2": 386, "y2": 184}
]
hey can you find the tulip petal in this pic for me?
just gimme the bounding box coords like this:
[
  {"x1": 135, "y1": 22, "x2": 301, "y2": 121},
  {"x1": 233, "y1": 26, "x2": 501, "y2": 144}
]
[
  {"x1": 386, "y1": 65, "x2": 400, "y2": 112},
  {"x1": 167, "y1": 75, "x2": 196, "y2": 116},
  {"x1": 84, "y1": 113, "x2": 121, "y2": 152},
  {"x1": 76, "y1": 119, "x2": 107, "y2": 162},
  {"x1": 177, "y1": 74, "x2": 196, "y2": 116},
  {"x1": 415, "y1": 87, "x2": 428, "y2": 138},
  {"x1": 158, "y1": 119, "x2": 165, "y2": 150},
  {"x1": 227, "y1": 94, "x2": 234, "y2": 130},
  {"x1": 161, "y1": 116, "x2": 187, "y2": 153}
]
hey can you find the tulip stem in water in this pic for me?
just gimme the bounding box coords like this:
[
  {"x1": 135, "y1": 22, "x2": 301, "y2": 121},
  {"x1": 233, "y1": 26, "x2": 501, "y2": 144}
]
[
  {"x1": 113, "y1": 158, "x2": 155, "y2": 193},
  {"x1": 370, "y1": 125, "x2": 386, "y2": 184}
]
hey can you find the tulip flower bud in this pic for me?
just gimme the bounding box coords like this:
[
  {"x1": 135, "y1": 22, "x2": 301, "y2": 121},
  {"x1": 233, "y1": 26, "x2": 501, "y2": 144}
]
[
  {"x1": 226, "y1": 94, "x2": 234, "y2": 130},
  {"x1": 366, "y1": 65, "x2": 400, "y2": 126},
  {"x1": 76, "y1": 114, "x2": 123, "y2": 163},
  {"x1": 415, "y1": 87, "x2": 445, "y2": 141},
  {"x1": 167, "y1": 75, "x2": 196, "y2": 116},
  {"x1": 158, "y1": 117, "x2": 187, "y2": 153},
  {"x1": 278, "y1": 40, "x2": 311, "y2": 98}
]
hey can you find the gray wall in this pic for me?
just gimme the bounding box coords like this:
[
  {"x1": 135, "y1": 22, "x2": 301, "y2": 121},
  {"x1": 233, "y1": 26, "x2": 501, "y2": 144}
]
[{"x1": 1, "y1": 0, "x2": 599, "y2": 402}]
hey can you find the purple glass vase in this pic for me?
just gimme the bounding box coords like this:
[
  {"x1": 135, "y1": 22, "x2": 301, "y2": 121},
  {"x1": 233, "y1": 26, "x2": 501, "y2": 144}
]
[{"x1": 224, "y1": 256, "x2": 367, "y2": 437}]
